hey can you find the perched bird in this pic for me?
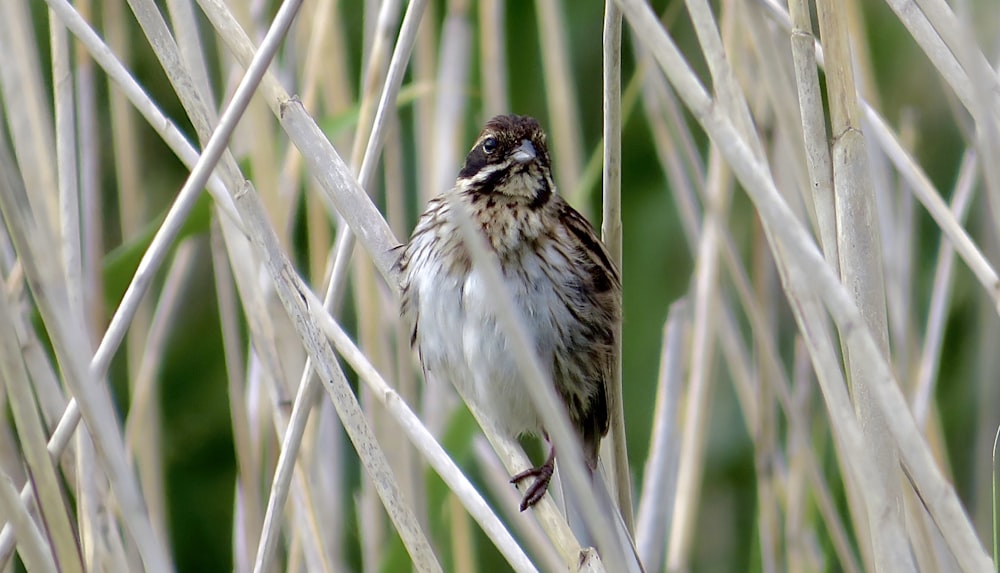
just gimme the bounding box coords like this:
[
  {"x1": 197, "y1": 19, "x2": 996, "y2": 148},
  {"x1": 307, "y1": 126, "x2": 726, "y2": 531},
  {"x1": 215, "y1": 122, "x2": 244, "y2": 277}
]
[{"x1": 397, "y1": 114, "x2": 621, "y2": 511}]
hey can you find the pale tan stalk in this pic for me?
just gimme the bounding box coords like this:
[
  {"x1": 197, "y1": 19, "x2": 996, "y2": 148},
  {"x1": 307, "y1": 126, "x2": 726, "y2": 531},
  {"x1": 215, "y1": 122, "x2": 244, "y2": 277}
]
[
  {"x1": 12, "y1": 6, "x2": 241, "y2": 554},
  {"x1": 906, "y1": 0, "x2": 1000, "y2": 228},
  {"x1": 0, "y1": 472, "x2": 57, "y2": 573},
  {"x1": 880, "y1": 116, "x2": 917, "y2": 383},
  {"x1": 3, "y1": 17, "x2": 112, "y2": 560},
  {"x1": 634, "y1": 301, "x2": 686, "y2": 571},
  {"x1": 106, "y1": 0, "x2": 166, "y2": 549},
  {"x1": 786, "y1": 0, "x2": 838, "y2": 267},
  {"x1": 0, "y1": 111, "x2": 172, "y2": 573},
  {"x1": 740, "y1": 6, "x2": 814, "y2": 232},
  {"x1": 534, "y1": 0, "x2": 584, "y2": 195},
  {"x1": 617, "y1": 1, "x2": 992, "y2": 568},
  {"x1": 75, "y1": 434, "x2": 132, "y2": 573},
  {"x1": 5, "y1": 282, "x2": 67, "y2": 431},
  {"x1": 640, "y1": 44, "x2": 860, "y2": 570},
  {"x1": 350, "y1": 0, "x2": 403, "y2": 173},
  {"x1": 814, "y1": 2, "x2": 913, "y2": 570},
  {"x1": 216, "y1": 213, "x2": 333, "y2": 573},
  {"x1": 318, "y1": 0, "x2": 353, "y2": 120},
  {"x1": 249, "y1": 355, "x2": 330, "y2": 573},
  {"x1": 752, "y1": 235, "x2": 781, "y2": 573},
  {"x1": 0, "y1": 0, "x2": 59, "y2": 232},
  {"x1": 43, "y1": 0, "x2": 239, "y2": 218},
  {"x1": 637, "y1": 57, "x2": 702, "y2": 245},
  {"x1": 124, "y1": 0, "x2": 237, "y2": 154},
  {"x1": 479, "y1": 0, "x2": 509, "y2": 117},
  {"x1": 717, "y1": 222, "x2": 859, "y2": 570},
  {"x1": 684, "y1": 0, "x2": 761, "y2": 159},
  {"x1": 718, "y1": 244, "x2": 862, "y2": 571},
  {"x1": 666, "y1": 1, "x2": 758, "y2": 565},
  {"x1": 351, "y1": 2, "x2": 404, "y2": 564},
  {"x1": 843, "y1": 0, "x2": 880, "y2": 107},
  {"x1": 113, "y1": 10, "x2": 281, "y2": 553},
  {"x1": 236, "y1": 181, "x2": 442, "y2": 573},
  {"x1": 0, "y1": 274, "x2": 82, "y2": 572},
  {"x1": 276, "y1": 0, "x2": 353, "y2": 260},
  {"x1": 785, "y1": 345, "x2": 813, "y2": 573},
  {"x1": 863, "y1": 106, "x2": 1000, "y2": 312},
  {"x1": 912, "y1": 152, "x2": 977, "y2": 425},
  {"x1": 240, "y1": 88, "x2": 282, "y2": 244},
  {"x1": 874, "y1": 0, "x2": 982, "y2": 118},
  {"x1": 288, "y1": 0, "x2": 337, "y2": 280},
  {"x1": 165, "y1": 0, "x2": 215, "y2": 104},
  {"x1": 760, "y1": 0, "x2": 1000, "y2": 315},
  {"x1": 666, "y1": 149, "x2": 727, "y2": 569},
  {"x1": 601, "y1": 0, "x2": 634, "y2": 534},
  {"x1": 784, "y1": 0, "x2": 871, "y2": 563},
  {"x1": 0, "y1": 283, "x2": 75, "y2": 566},
  {"x1": 51, "y1": 13, "x2": 81, "y2": 318},
  {"x1": 472, "y1": 439, "x2": 566, "y2": 572},
  {"x1": 170, "y1": 0, "x2": 432, "y2": 567},
  {"x1": 384, "y1": 112, "x2": 426, "y2": 523},
  {"x1": 74, "y1": 0, "x2": 103, "y2": 342},
  {"x1": 107, "y1": 0, "x2": 324, "y2": 566},
  {"x1": 448, "y1": 495, "x2": 476, "y2": 573},
  {"x1": 249, "y1": 0, "x2": 430, "y2": 565},
  {"x1": 722, "y1": 6, "x2": 779, "y2": 571},
  {"x1": 210, "y1": 221, "x2": 260, "y2": 572},
  {"x1": 31, "y1": 7, "x2": 242, "y2": 556},
  {"x1": 316, "y1": 310, "x2": 540, "y2": 572},
  {"x1": 430, "y1": 0, "x2": 471, "y2": 197},
  {"x1": 123, "y1": 241, "x2": 197, "y2": 536},
  {"x1": 73, "y1": 437, "x2": 96, "y2": 571},
  {"x1": 45, "y1": 25, "x2": 83, "y2": 556},
  {"x1": 414, "y1": 2, "x2": 439, "y2": 204}
]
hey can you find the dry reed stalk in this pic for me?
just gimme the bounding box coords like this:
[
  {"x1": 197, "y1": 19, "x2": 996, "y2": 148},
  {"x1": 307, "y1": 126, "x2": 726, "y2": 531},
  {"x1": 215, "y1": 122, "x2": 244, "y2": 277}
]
[
  {"x1": 813, "y1": 1, "x2": 913, "y2": 570},
  {"x1": 601, "y1": 0, "x2": 634, "y2": 534},
  {"x1": 1, "y1": 0, "x2": 996, "y2": 569}
]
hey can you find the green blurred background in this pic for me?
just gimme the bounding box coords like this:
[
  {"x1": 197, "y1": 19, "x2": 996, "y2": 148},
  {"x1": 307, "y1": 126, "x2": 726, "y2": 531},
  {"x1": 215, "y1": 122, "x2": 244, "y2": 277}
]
[{"x1": 32, "y1": 0, "x2": 996, "y2": 570}]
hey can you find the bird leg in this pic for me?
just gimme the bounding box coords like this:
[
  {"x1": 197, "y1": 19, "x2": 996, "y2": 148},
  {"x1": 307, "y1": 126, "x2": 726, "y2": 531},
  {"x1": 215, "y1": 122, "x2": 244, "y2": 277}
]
[{"x1": 510, "y1": 441, "x2": 556, "y2": 511}]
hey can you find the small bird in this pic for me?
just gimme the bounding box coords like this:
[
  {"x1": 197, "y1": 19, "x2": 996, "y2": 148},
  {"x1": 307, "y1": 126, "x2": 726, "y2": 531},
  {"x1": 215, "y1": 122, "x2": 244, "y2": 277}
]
[{"x1": 397, "y1": 114, "x2": 622, "y2": 511}]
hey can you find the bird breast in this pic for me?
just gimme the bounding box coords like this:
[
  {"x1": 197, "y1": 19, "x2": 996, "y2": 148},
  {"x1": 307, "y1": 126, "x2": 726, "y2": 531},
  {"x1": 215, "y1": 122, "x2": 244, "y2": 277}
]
[{"x1": 408, "y1": 221, "x2": 579, "y2": 439}]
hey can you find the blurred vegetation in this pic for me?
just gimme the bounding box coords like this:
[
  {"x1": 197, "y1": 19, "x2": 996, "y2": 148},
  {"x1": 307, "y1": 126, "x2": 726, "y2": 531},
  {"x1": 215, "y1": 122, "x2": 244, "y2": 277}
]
[{"x1": 9, "y1": 0, "x2": 997, "y2": 571}]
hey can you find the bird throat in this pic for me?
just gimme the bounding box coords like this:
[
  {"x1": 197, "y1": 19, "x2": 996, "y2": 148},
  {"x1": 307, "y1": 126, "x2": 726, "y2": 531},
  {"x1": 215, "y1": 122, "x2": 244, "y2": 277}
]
[{"x1": 467, "y1": 189, "x2": 553, "y2": 257}]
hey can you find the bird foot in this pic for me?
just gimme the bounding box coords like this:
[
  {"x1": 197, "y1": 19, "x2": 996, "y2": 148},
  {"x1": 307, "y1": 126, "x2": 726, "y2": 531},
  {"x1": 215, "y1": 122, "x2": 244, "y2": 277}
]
[{"x1": 510, "y1": 458, "x2": 555, "y2": 511}]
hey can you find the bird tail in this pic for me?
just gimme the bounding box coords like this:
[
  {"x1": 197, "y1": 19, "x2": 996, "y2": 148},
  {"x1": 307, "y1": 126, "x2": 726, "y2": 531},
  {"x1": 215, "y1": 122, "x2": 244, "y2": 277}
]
[{"x1": 554, "y1": 460, "x2": 645, "y2": 572}]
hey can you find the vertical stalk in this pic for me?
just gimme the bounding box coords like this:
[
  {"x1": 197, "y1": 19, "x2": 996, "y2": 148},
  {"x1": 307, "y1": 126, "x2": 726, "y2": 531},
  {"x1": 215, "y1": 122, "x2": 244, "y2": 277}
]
[
  {"x1": 601, "y1": 0, "x2": 634, "y2": 534},
  {"x1": 666, "y1": 151, "x2": 727, "y2": 569},
  {"x1": 814, "y1": 1, "x2": 912, "y2": 570},
  {"x1": 480, "y1": 0, "x2": 509, "y2": 117},
  {"x1": 534, "y1": 0, "x2": 584, "y2": 195}
]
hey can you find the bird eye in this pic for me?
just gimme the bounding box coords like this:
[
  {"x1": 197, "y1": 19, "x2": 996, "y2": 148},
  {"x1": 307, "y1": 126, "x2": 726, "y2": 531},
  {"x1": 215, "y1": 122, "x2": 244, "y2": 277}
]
[{"x1": 482, "y1": 136, "x2": 498, "y2": 154}]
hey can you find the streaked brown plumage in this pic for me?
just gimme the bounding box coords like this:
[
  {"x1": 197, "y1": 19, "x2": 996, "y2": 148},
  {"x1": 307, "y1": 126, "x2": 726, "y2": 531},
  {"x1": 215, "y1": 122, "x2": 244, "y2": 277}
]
[{"x1": 397, "y1": 114, "x2": 621, "y2": 510}]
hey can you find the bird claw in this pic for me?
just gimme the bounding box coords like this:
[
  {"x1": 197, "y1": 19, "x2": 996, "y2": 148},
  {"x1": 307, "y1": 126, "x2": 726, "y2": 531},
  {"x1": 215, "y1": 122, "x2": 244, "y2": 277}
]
[{"x1": 510, "y1": 459, "x2": 555, "y2": 511}]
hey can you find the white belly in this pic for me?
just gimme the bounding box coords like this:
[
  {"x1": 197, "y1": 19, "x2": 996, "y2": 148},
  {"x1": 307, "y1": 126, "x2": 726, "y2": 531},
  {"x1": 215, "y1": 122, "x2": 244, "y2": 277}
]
[{"x1": 412, "y1": 247, "x2": 575, "y2": 438}]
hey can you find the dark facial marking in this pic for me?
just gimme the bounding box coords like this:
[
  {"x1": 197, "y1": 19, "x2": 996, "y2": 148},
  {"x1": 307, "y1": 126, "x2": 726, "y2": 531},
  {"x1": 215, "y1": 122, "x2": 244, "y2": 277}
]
[
  {"x1": 528, "y1": 176, "x2": 552, "y2": 210},
  {"x1": 476, "y1": 167, "x2": 507, "y2": 195},
  {"x1": 459, "y1": 146, "x2": 488, "y2": 179}
]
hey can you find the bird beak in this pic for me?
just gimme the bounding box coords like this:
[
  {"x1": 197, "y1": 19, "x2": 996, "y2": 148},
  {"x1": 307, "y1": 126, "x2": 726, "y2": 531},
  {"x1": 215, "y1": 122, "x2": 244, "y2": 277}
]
[{"x1": 511, "y1": 140, "x2": 536, "y2": 164}]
